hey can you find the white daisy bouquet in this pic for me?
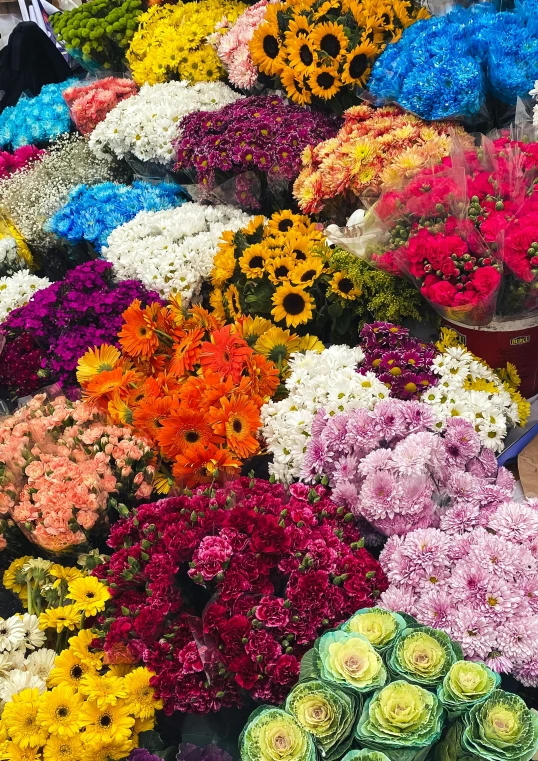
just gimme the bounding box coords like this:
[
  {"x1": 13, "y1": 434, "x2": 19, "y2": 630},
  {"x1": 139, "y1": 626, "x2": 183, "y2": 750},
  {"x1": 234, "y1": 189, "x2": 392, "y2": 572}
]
[
  {"x1": 0, "y1": 271, "x2": 50, "y2": 323},
  {"x1": 0, "y1": 612, "x2": 56, "y2": 706},
  {"x1": 102, "y1": 202, "x2": 253, "y2": 301}
]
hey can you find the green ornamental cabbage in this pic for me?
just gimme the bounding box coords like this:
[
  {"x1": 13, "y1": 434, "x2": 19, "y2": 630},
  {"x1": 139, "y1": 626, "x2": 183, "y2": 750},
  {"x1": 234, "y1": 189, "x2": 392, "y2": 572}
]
[
  {"x1": 240, "y1": 707, "x2": 317, "y2": 761},
  {"x1": 437, "y1": 661, "x2": 500, "y2": 718},
  {"x1": 317, "y1": 630, "x2": 387, "y2": 694},
  {"x1": 388, "y1": 626, "x2": 458, "y2": 688},
  {"x1": 340, "y1": 608, "x2": 407, "y2": 653},
  {"x1": 340, "y1": 751, "x2": 392, "y2": 761}
]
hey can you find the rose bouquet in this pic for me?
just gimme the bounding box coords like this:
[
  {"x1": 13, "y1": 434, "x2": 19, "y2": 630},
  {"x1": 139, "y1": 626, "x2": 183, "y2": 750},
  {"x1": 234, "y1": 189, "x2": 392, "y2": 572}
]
[
  {"x1": 47, "y1": 180, "x2": 187, "y2": 254},
  {"x1": 0, "y1": 145, "x2": 44, "y2": 179},
  {"x1": 302, "y1": 399, "x2": 514, "y2": 536},
  {"x1": 0, "y1": 394, "x2": 156, "y2": 554},
  {"x1": 0, "y1": 260, "x2": 160, "y2": 400},
  {"x1": 216, "y1": 0, "x2": 274, "y2": 90},
  {"x1": 50, "y1": 0, "x2": 144, "y2": 71},
  {"x1": 249, "y1": 0, "x2": 428, "y2": 109},
  {"x1": 293, "y1": 105, "x2": 473, "y2": 222},
  {"x1": 102, "y1": 203, "x2": 252, "y2": 302},
  {"x1": 93, "y1": 477, "x2": 386, "y2": 713},
  {"x1": 0, "y1": 80, "x2": 77, "y2": 151},
  {"x1": 62, "y1": 77, "x2": 138, "y2": 136},
  {"x1": 126, "y1": 0, "x2": 247, "y2": 86},
  {"x1": 76, "y1": 301, "x2": 320, "y2": 491},
  {"x1": 174, "y1": 95, "x2": 339, "y2": 210},
  {"x1": 89, "y1": 81, "x2": 243, "y2": 167}
]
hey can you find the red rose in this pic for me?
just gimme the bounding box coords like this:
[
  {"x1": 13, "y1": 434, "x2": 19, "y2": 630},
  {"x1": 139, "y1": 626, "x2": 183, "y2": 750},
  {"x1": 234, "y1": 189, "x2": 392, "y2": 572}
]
[{"x1": 255, "y1": 596, "x2": 290, "y2": 628}]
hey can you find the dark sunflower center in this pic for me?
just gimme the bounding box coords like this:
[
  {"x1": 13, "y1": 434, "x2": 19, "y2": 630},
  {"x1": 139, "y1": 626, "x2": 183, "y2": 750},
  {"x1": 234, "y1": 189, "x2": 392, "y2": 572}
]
[
  {"x1": 57, "y1": 707, "x2": 69, "y2": 718},
  {"x1": 282, "y1": 293, "x2": 306, "y2": 315},
  {"x1": 317, "y1": 71, "x2": 335, "y2": 90},
  {"x1": 299, "y1": 44, "x2": 313, "y2": 66},
  {"x1": 337, "y1": 277, "x2": 354, "y2": 293},
  {"x1": 349, "y1": 53, "x2": 368, "y2": 79},
  {"x1": 185, "y1": 431, "x2": 200, "y2": 444},
  {"x1": 100, "y1": 714, "x2": 112, "y2": 728},
  {"x1": 320, "y1": 33, "x2": 340, "y2": 57},
  {"x1": 279, "y1": 219, "x2": 294, "y2": 232},
  {"x1": 300, "y1": 269, "x2": 317, "y2": 282},
  {"x1": 263, "y1": 35, "x2": 280, "y2": 59},
  {"x1": 71, "y1": 665, "x2": 83, "y2": 679},
  {"x1": 381, "y1": 12, "x2": 391, "y2": 24},
  {"x1": 294, "y1": 250, "x2": 307, "y2": 260},
  {"x1": 249, "y1": 255, "x2": 264, "y2": 269},
  {"x1": 232, "y1": 419, "x2": 243, "y2": 434},
  {"x1": 275, "y1": 265, "x2": 290, "y2": 278}
]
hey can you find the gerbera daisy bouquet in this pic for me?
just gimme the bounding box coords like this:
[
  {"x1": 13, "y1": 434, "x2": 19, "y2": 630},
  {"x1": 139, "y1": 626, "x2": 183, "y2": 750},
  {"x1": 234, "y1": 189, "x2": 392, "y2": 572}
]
[
  {"x1": 249, "y1": 0, "x2": 428, "y2": 111},
  {"x1": 173, "y1": 95, "x2": 339, "y2": 211},
  {"x1": 0, "y1": 394, "x2": 156, "y2": 556},
  {"x1": 77, "y1": 300, "x2": 321, "y2": 492}
]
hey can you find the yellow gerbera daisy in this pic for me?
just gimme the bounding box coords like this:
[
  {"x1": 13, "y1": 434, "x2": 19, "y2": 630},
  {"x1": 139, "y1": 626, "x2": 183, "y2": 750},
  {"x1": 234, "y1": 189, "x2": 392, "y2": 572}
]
[
  {"x1": 80, "y1": 737, "x2": 133, "y2": 761},
  {"x1": 271, "y1": 284, "x2": 314, "y2": 328},
  {"x1": 298, "y1": 334, "x2": 325, "y2": 352},
  {"x1": 76, "y1": 345, "x2": 121, "y2": 385},
  {"x1": 68, "y1": 629, "x2": 104, "y2": 670},
  {"x1": 67, "y1": 577, "x2": 111, "y2": 617},
  {"x1": 48, "y1": 649, "x2": 97, "y2": 689},
  {"x1": 37, "y1": 684, "x2": 84, "y2": 737},
  {"x1": 234, "y1": 316, "x2": 273, "y2": 347},
  {"x1": 2, "y1": 688, "x2": 47, "y2": 749},
  {"x1": 124, "y1": 667, "x2": 162, "y2": 719},
  {"x1": 153, "y1": 472, "x2": 173, "y2": 495},
  {"x1": 49, "y1": 565, "x2": 83, "y2": 589},
  {"x1": 1, "y1": 743, "x2": 42, "y2": 761},
  {"x1": 80, "y1": 699, "x2": 135, "y2": 744},
  {"x1": 108, "y1": 664, "x2": 134, "y2": 677},
  {"x1": 3, "y1": 555, "x2": 32, "y2": 597},
  {"x1": 79, "y1": 673, "x2": 128, "y2": 709},
  {"x1": 39, "y1": 605, "x2": 81, "y2": 633},
  {"x1": 43, "y1": 734, "x2": 84, "y2": 761}
]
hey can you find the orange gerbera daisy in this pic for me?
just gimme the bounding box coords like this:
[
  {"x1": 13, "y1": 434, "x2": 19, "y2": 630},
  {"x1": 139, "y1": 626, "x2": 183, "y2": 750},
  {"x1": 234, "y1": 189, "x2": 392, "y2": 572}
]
[
  {"x1": 182, "y1": 305, "x2": 222, "y2": 332},
  {"x1": 246, "y1": 353, "x2": 281, "y2": 399},
  {"x1": 133, "y1": 396, "x2": 174, "y2": 441},
  {"x1": 199, "y1": 325, "x2": 252, "y2": 384},
  {"x1": 172, "y1": 443, "x2": 241, "y2": 488},
  {"x1": 119, "y1": 300, "x2": 160, "y2": 358},
  {"x1": 108, "y1": 394, "x2": 133, "y2": 425},
  {"x1": 143, "y1": 372, "x2": 182, "y2": 398},
  {"x1": 157, "y1": 408, "x2": 220, "y2": 458},
  {"x1": 82, "y1": 367, "x2": 139, "y2": 407},
  {"x1": 208, "y1": 394, "x2": 261, "y2": 459},
  {"x1": 169, "y1": 328, "x2": 205, "y2": 377}
]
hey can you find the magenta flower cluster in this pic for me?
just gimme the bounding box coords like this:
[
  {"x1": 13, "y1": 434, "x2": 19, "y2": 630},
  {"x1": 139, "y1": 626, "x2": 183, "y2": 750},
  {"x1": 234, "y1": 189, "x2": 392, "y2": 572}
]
[
  {"x1": 0, "y1": 144, "x2": 44, "y2": 179},
  {"x1": 380, "y1": 498, "x2": 538, "y2": 686},
  {"x1": 302, "y1": 399, "x2": 514, "y2": 536},
  {"x1": 174, "y1": 95, "x2": 339, "y2": 185},
  {"x1": 358, "y1": 322, "x2": 438, "y2": 399}
]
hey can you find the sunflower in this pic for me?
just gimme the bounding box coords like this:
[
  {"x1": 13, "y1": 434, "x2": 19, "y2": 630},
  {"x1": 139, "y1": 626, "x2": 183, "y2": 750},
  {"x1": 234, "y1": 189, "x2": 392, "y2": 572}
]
[
  {"x1": 329, "y1": 271, "x2": 362, "y2": 299},
  {"x1": 169, "y1": 327, "x2": 204, "y2": 376},
  {"x1": 254, "y1": 326, "x2": 301, "y2": 365},
  {"x1": 172, "y1": 443, "x2": 242, "y2": 488},
  {"x1": 266, "y1": 210, "x2": 304, "y2": 236},
  {"x1": 108, "y1": 395, "x2": 133, "y2": 426},
  {"x1": 209, "y1": 394, "x2": 261, "y2": 458},
  {"x1": 68, "y1": 629, "x2": 104, "y2": 670},
  {"x1": 308, "y1": 64, "x2": 342, "y2": 99},
  {"x1": 234, "y1": 316, "x2": 273, "y2": 347},
  {"x1": 313, "y1": 0, "x2": 341, "y2": 20},
  {"x1": 39, "y1": 604, "x2": 81, "y2": 633},
  {"x1": 76, "y1": 345, "x2": 121, "y2": 385},
  {"x1": 82, "y1": 367, "x2": 139, "y2": 407},
  {"x1": 212, "y1": 235, "x2": 237, "y2": 286},
  {"x1": 223, "y1": 284, "x2": 243, "y2": 321},
  {"x1": 2, "y1": 688, "x2": 47, "y2": 749},
  {"x1": 199, "y1": 324, "x2": 251, "y2": 383},
  {"x1": 282, "y1": 232, "x2": 316, "y2": 261},
  {"x1": 157, "y1": 408, "x2": 218, "y2": 459},
  {"x1": 267, "y1": 255, "x2": 295, "y2": 284},
  {"x1": 284, "y1": 14, "x2": 311, "y2": 43},
  {"x1": 299, "y1": 334, "x2": 325, "y2": 352},
  {"x1": 79, "y1": 673, "x2": 128, "y2": 709},
  {"x1": 310, "y1": 21, "x2": 348, "y2": 60},
  {"x1": 133, "y1": 396, "x2": 173, "y2": 441},
  {"x1": 272, "y1": 283, "x2": 314, "y2": 328},
  {"x1": 280, "y1": 67, "x2": 312, "y2": 106},
  {"x1": 48, "y1": 649, "x2": 97, "y2": 689},
  {"x1": 243, "y1": 215, "x2": 266, "y2": 241},
  {"x1": 124, "y1": 667, "x2": 162, "y2": 719},
  {"x1": 291, "y1": 257, "x2": 324, "y2": 286},
  {"x1": 118, "y1": 300, "x2": 159, "y2": 358},
  {"x1": 287, "y1": 35, "x2": 318, "y2": 74},
  {"x1": 246, "y1": 353, "x2": 281, "y2": 398},
  {"x1": 239, "y1": 243, "x2": 267, "y2": 279},
  {"x1": 37, "y1": 684, "x2": 84, "y2": 737},
  {"x1": 250, "y1": 21, "x2": 284, "y2": 76},
  {"x1": 341, "y1": 40, "x2": 377, "y2": 86},
  {"x1": 209, "y1": 288, "x2": 227, "y2": 322},
  {"x1": 43, "y1": 734, "x2": 85, "y2": 761},
  {"x1": 80, "y1": 700, "x2": 135, "y2": 745},
  {"x1": 67, "y1": 577, "x2": 111, "y2": 617}
]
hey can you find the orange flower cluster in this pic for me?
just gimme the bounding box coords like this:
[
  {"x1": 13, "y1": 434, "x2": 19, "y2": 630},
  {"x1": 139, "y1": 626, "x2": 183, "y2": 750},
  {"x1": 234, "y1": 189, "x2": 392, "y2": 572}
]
[{"x1": 77, "y1": 299, "x2": 282, "y2": 490}]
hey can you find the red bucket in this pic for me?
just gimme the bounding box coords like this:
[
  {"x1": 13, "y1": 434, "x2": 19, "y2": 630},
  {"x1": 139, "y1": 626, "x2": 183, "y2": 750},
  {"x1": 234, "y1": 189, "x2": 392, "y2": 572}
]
[{"x1": 442, "y1": 316, "x2": 538, "y2": 399}]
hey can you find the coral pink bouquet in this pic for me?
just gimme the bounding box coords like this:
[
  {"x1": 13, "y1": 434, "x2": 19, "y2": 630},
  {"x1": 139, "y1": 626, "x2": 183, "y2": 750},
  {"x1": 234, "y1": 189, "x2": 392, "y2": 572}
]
[{"x1": 63, "y1": 77, "x2": 138, "y2": 135}]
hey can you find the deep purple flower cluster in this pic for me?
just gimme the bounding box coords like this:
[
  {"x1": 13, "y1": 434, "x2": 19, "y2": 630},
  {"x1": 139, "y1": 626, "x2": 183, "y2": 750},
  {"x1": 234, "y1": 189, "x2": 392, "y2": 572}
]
[
  {"x1": 176, "y1": 744, "x2": 233, "y2": 761},
  {"x1": 0, "y1": 260, "x2": 160, "y2": 398},
  {"x1": 358, "y1": 321, "x2": 438, "y2": 399},
  {"x1": 174, "y1": 95, "x2": 339, "y2": 186}
]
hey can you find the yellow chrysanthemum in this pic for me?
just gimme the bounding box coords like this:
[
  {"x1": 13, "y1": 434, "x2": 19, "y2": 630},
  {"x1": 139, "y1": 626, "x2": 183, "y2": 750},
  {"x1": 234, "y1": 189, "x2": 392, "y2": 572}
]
[
  {"x1": 79, "y1": 672, "x2": 128, "y2": 709},
  {"x1": 43, "y1": 734, "x2": 84, "y2": 761},
  {"x1": 37, "y1": 684, "x2": 85, "y2": 737},
  {"x1": 123, "y1": 667, "x2": 163, "y2": 719},
  {"x1": 68, "y1": 629, "x2": 104, "y2": 670},
  {"x1": 76, "y1": 345, "x2": 121, "y2": 385},
  {"x1": 39, "y1": 605, "x2": 81, "y2": 633},
  {"x1": 48, "y1": 649, "x2": 97, "y2": 689},
  {"x1": 67, "y1": 577, "x2": 111, "y2": 617},
  {"x1": 2, "y1": 688, "x2": 47, "y2": 749},
  {"x1": 80, "y1": 699, "x2": 135, "y2": 744}
]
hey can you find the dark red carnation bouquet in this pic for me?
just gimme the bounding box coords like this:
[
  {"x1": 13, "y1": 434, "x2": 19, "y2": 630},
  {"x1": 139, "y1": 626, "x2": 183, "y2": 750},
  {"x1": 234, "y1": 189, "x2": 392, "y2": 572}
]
[
  {"x1": 94, "y1": 477, "x2": 386, "y2": 714},
  {"x1": 368, "y1": 136, "x2": 538, "y2": 325}
]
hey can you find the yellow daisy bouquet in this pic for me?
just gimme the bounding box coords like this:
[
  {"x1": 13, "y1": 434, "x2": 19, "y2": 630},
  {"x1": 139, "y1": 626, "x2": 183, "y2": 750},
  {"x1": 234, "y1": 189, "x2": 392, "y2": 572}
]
[
  {"x1": 210, "y1": 209, "x2": 406, "y2": 344},
  {"x1": 126, "y1": 0, "x2": 247, "y2": 85},
  {"x1": 249, "y1": 0, "x2": 428, "y2": 110}
]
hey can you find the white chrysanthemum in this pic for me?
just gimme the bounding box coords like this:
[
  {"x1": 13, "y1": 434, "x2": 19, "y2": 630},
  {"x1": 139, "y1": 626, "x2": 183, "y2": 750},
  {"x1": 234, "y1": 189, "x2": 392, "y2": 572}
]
[
  {"x1": 0, "y1": 651, "x2": 14, "y2": 676},
  {"x1": 0, "y1": 616, "x2": 25, "y2": 653},
  {"x1": 0, "y1": 236, "x2": 26, "y2": 278},
  {"x1": 0, "y1": 668, "x2": 46, "y2": 702},
  {"x1": 102, "y1": 202, "x2": 253, "y2": 302},
  {"x1": 20, "y1": 614, "x2": 46, "y2": 651},
  {"x1": 0, "y1": 271, "x2": 50, "y2": 322},
  {"x1": 261, "y1": 345, "x2": 388, "y2": 481},
  {"x1": 25, "y1": 648, "x2": 57, "y2": 681},
  {"x1": 89, "y1": 80, "x2": 243, "y2": 165}
]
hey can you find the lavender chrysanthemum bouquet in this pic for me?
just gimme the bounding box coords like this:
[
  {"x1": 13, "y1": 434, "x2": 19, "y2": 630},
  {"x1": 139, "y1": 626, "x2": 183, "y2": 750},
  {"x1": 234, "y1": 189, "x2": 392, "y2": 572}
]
[
  {"x1": 302, "y1": 398, "x2": 514, "y2": 536},
  {"x1": 128, "y1": 744, "x2": 233, "y2": 761}
]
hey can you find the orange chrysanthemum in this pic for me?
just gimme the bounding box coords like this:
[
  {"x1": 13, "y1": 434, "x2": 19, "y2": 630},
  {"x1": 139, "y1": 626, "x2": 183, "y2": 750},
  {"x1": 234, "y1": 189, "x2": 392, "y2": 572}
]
[
  {"x1": 199, "y1": 325, "x2": 252, "y2": 384},
  {"x1": 169, "y1": 328, "x2": 205, "y2": 377},
  {"x1": 82, "y1": 367, "x2": 139, "y2": 407},
  {"x1": 172, "y1": 443, "x2": 241, "y2": 488},
  {"x1": 133, "y1": 396, "x2": 174, "y2": 441},
  {"x1": 119, "y1": 300, "x2": 160, "y2": 358},
  {"x1": 157, "y1": 407, "x2": 220, "y2": 458},
  {"x1": 208, "y1": 394, "x2": 261, "y2": 459},
  {"x1": 245, "y1": 354, "x2": 281, "y2": 400}
]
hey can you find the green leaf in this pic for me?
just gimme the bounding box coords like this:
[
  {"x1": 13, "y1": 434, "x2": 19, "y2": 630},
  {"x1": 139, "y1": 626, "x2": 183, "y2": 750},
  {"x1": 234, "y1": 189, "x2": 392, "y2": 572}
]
[
  {"x1": 139, "y1": 730, "x2": 165, "y2": 753},
  {"x1": 328, "y1": 301, "x2": 343, "y2": 319},
  {"x1": 299, "y1": 648, "x2": 320, "y2": 682}
]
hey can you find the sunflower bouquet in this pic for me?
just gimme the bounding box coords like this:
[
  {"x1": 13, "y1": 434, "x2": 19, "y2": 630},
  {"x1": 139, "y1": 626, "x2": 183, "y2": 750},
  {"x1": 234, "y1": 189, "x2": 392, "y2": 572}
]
[
  {"x1": 126, "y1": 0, "x2": 247, "y2": 86},
  {"x1": 249, "y1": 0, "x2": 428, "y2": 110}
]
